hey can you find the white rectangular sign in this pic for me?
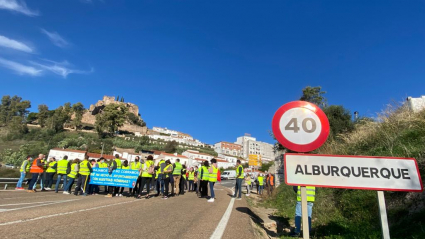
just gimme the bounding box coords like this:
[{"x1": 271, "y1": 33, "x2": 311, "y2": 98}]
[{"x1": 285, "y1": 153, "x2": 423, "y2": 192}]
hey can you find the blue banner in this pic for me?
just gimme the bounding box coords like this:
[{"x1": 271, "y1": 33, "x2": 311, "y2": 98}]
[{"x1": 89, "y1": 168, "x2": 139, "y2": 188}]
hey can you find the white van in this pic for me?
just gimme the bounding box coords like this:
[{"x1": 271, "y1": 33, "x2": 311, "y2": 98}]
[{"x1": 221, "y1": 170, "x2": 236, "y2": 180}]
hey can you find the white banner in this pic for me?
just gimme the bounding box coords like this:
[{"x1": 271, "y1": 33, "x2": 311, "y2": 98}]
[{"x1": 285, "y1": 153, "x2": 423, "y2": 192}]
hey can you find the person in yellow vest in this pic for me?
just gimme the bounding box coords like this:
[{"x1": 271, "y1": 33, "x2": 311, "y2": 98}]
[
  {"x1": 155, "y1": 159, "x2": 166, "y2": 197},
  {"x1": 63, "y1": 158, "x2": 80, "y2": 194},
  {"x1": 162, "y1": 160, "x2": 173, "y2": 199},
  {"x1": 233, "y1": 160, "x2": 244, "y2": 200},
  {"x1": 245, "y1": 173, "x2": 252, "y2": 196},
  {"x1": 187, "y1": 167, "x2": 195, "y2": 192},
  {"x1": 208, "y1": 158, "x2": 218, "y2": 202},
  {"x1": 257, "y1": 174, "x2": 264, "y2": 195},
  {"x1": 172, "y1": 158, "x2": 183, "y2": 196},
  {"x1": 44, "y1": 157, "x2": 57, "y2": 190},
  {"x1": 291, "y1": 186, "x2": 316, "y2": 237},
  {"x1": 137, "y1": 155, "x2": 154, "y2": 199},
  {"x1": 118, "y1": 160, "x2": 130, "y2": 196},
  {"x1": 199, "y1": 161, "x2": 209, "y2": 198},
  {"x1": 130, "y1": 156, "x2": 142, "y2": 197},
  {"x1": 16, "y1": 155, "x2": 31, "y2": 190},
  {"x1": 105, "y1": 154, "x2": 121, "y2": 197},
  {"x1": 96, "y1": 157, "x2": 108, "y2": 193},
  {"x1": 74, "y1": 155, "x2": 92, "y2": 196},
  {"x1": 55, "y1": 155, "x2": 70, "y2": 193},
  {"x1": 180, "y1": 164, "x2": 187, "y2": 195}
]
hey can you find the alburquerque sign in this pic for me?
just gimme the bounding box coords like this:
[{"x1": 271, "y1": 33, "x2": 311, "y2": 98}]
[{"x1": 285, "y1": 153, "x2": 423, "y2": 192}]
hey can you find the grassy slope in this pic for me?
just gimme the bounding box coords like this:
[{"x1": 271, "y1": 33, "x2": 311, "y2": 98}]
[{"x1": 264, "y1": 106, "x2": 425, "y2": 239}]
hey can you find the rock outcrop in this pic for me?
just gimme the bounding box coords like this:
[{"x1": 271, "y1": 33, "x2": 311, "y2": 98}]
[{"x1": 81, "y1": 96, "x2": 147, "y2": 134}]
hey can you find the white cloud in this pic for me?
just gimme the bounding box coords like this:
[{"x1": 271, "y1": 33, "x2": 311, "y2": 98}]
[
  {"x1": 0, "y1": 35, "x2": 33, "y2": 53},
  {"x1": 30, "y1": 59, "x2": 93, "y2": 78},
  {"x1": 40, "y1": 29, "x2": 69, "y2": 48},
  {"x1": 0, "y1": 57, "x2": 41, "y2": 76},
  {"x1": 0, "y1": 0, "x2": 39, "y2": 16}
]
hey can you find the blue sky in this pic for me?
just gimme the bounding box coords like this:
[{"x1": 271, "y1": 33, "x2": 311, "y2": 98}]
[{"x1": 0, "y1": 1, "x2": 424, "y2": 145}]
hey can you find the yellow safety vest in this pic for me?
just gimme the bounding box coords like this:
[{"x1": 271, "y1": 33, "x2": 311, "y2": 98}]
[
  {"x1": 188, "y1": 171, "x2": 195, "y2": 180},
  {"x1": 173, "y1": 162, "x2": 182, "y2": 175},
  {"x1": 209, "y1": 166, "x2": 218, "y2": 182},
  {"x1": 159, "y1": 160, "x2": 165, "y2": 173},
  {"x1": 68, "y1": 163, "x2": 78, "y2": 179},
  {"x1": 131, "y1": 162, "x2": 141, "y2": 170},
  {"x1": 201, "y1": 166, "x2": 209, "y2": 181},
  {"x1": 122, "y1": 165, "x2": 130, "y2": 169},
  {"x1": 115, "y1": 159, "x2": 122, "y2": 169},
  {"x1": 57, "y1": 159, "x2": 69, "y2": 174},
  {"x1": 79, "y1": 160, "x2": 90, "y2": 176},
  {"x1": 155, "y1": 170, "x2": 159, "y2": 179},
  {"x1": 20, "y1": 160, "x2": 30, "y2": 172},
  {"x1": 141, "y1": 160, "x2": 153, "y2": 178},
  {"x1": 98, "y1": 162, "x2": 108, "y2": 168},
  {"x1": 258, "y1": 176, "x2": 264, "y2": 186},
  {"x1": 297, "y1": 186, "x2": 316, "y2": 202},
  {"x1": 236, "y1": 165, "x2": 244, "y2": 179},
  {"x1": 246, "y1": 177, "x2": 251, "y2": 185},
  {"x1": 164, "y1": 164, "x2": 172, "y2": 178},
  {"x1": 46, "y1": 161, "x2": 57, "y2": 173}
]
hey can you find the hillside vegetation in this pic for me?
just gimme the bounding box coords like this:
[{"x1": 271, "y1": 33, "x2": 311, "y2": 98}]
[{"x1": 265, "y1": 105, "x2": 425, "y2": 239}]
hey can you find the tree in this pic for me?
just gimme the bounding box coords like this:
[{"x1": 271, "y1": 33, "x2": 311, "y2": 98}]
[
  {"x1": 299, "y1": 86, "x2": 327, "y2": 108},
  {"x1": 323, "y1": 105, "x2": 354, "y2": 139},
  {"x1": 95, "y1": 104, "x2": 128, "y2": 137},
  {"x1": 26, "y1": 112, "x2": 38, "y2": 124},
  {"x1": 126, "y1": 112, "x2": 146, "y2": 126},
  {"x1": 9, "y1": 116, "x2": 29, "y2": 134},
  {"x1": 0, "y1": 95, "x2": 31, "y2": 126},
  {"x1": 164, "y1": 140, "x2": 178, "y2": 153},
  {"x1": 38, "y1": 104, "x2": 49, "y2": 127},
  {"x1": 63, "y1": 102, "x2": 72, "y2": 124},
  {"x1": 72, "y1": 102, "x2": 85, "y2": 130}
]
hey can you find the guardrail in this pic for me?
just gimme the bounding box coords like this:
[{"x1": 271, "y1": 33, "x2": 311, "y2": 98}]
[
  {"x1": 0, "y1": 178, "x2": 19, "y2": 190},
  {"x1": 0, "y1": 177, "x2": 67, "y2": 190}
]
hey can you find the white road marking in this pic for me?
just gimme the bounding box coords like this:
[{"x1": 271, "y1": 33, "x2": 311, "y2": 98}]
[
  {"x1": 210, "y1": 187, "x2": 236, "y2": 239},
  {"x1": 0, "y1": 199, "x2": 79, "y2": 212},
  {"x1": 0, "y1": 199, "x2": 138, "y2": 226},
  {"x1": 1, "y1": 194, "x2": 57, "y2": 200},
  {"x1": 0, "y1": 201, "x2": 64, "y2": 207}
]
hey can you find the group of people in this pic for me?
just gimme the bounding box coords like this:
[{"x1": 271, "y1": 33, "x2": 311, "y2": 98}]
[{"x1": 15, "y1": 153, "x2": 222, "y2": 203}]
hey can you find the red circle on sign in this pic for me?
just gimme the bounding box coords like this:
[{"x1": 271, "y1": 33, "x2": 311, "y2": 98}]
[{"x1": 272, "y1": 101, "x2": 330, "y2": 152}]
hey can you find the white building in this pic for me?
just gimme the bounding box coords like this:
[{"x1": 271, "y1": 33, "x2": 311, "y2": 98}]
[
  {"x1": 407, "y1": 96, "x2": 425, "y2": 112},
  {"x1": 148, "y1": 135, "x2": 204, "y2": 147},
  {"x1": 235, "y1": 134, "x2": 275, "y2": 161},
  {"x1": 218, "y1": 154, "x2": 238, "y2": 165},
  {"x1": 155, "y1": 152, "x2": 189, "y2": 166},
  {"x1": 214, "y1": 141, "x2": 242, "y2": 157},
  {"x1": 182, "y1": 150, "x2": 214, "y2": 162},
  {"x1": 48, "y1": 148, "x2": 86, "y2": 161}
]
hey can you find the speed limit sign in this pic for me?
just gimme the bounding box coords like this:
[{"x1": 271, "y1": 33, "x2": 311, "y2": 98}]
[{"x1": 272, "y1": 101, "x2": 330, "y2": 152}]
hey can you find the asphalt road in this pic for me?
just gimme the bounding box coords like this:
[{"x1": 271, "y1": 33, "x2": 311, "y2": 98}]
[{"x1": 0, "y1": 184, "x2": 257, "y2": 239}]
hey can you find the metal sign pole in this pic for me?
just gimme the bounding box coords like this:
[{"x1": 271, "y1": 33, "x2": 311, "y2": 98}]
[
  {"x1": 377, "y1": 191, "x2": 390, "y2": 239},
  {"x1": 300, "y1": 186, "x2": 309, "y2": 239}
]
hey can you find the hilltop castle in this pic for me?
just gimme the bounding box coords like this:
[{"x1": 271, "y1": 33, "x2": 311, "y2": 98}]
[{"x1": 81, "y1": 96, "x2": 148, "y2": 134}]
